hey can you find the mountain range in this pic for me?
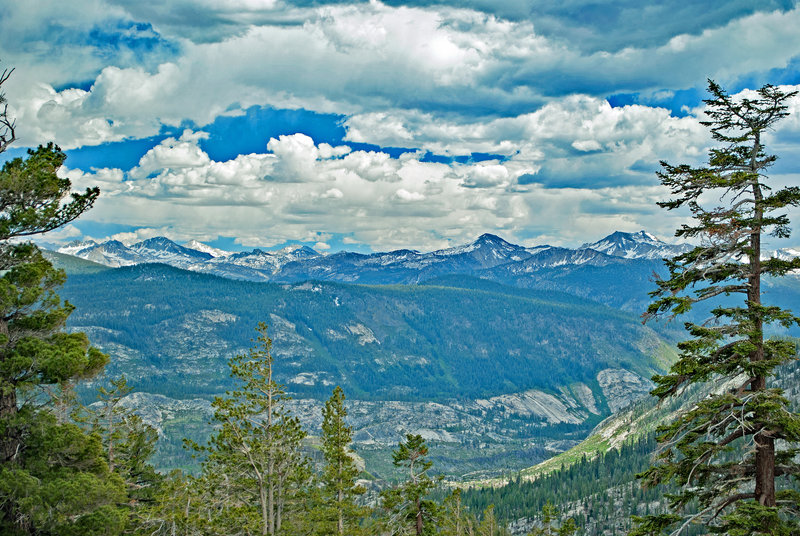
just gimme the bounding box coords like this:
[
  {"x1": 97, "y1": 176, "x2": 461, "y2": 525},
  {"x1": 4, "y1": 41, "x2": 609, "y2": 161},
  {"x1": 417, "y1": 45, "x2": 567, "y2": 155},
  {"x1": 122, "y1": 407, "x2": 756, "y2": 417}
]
[
  {"x1": 45, "y1": 230, "x2": 800, "y2": 476},
  {"x1": 57, "y1": 230, "x2": 693, "y2": 283},
  {"x1": 54, "y1": 230, "x2": 799, "y2": 317}
]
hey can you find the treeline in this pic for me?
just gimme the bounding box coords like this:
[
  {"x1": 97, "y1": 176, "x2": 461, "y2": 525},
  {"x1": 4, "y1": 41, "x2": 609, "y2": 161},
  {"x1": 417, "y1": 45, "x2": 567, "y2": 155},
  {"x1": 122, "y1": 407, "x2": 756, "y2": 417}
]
[
  {"x1": 460, "y1": 435, "x2": 663, "y2": 533},
  {"x1": 12, "y1": 323, "x2": 578, "y2": 536}
]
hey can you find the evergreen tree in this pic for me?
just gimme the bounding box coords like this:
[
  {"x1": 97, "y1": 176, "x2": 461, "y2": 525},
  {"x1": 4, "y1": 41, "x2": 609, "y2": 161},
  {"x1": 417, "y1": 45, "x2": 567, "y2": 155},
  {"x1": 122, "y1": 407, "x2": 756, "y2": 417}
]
[
  {"x1": 632, "y1": 81, "x2": 800, "y2": 534},
  {"x1": 527, "y1": 502, "x2": 576, "y2": 536},
  {"x1": 191, "y1": 322, "x2": 309, "y2": 536},
  {"x1": 0, "y1": 66, "x2": 15, "y2": 153},
  {"x1": 440, "y1": 489, "x2": 475, "y2": 536},
  {"x1": 381, "y1": 433, "x2": 440, "y2": 535},
  {"x1": 0, "y1": 70, "x2": 125, "y2": 535},
  {"x1": 478, "y1": 504, "x2": 510, "y2": 536},
  {"x1": 318, "y1": 385, "x2": 367, "y2": 535},
  {"x1": 135, "y1": 470, "x2": 203, "y2": 536},
  {"x1": 88, "y1": 376, "x2": 161, "y2": 533},
  {"x1": 93, "y1": 375, "x2": 134, "y2": 472}
]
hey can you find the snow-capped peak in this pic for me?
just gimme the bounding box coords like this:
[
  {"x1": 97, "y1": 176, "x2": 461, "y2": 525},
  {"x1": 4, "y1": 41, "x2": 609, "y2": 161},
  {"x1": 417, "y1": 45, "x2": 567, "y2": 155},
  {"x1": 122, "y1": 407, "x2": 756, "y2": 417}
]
[
  {"x1": 581, "y1": 230, "x2": 689, "y2": 260},
  {"x1": 57, "y1": 239, "x2": 98, "y2": 256},
  {"x1": 184, "y1": 240, "x2": 230, "y2": 258}
]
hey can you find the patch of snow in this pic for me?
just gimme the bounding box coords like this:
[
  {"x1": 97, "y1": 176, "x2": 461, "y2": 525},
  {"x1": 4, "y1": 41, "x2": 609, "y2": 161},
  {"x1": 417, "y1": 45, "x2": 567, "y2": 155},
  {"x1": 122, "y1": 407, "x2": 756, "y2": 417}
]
[{"x1": 184, "y1": 240, "x2": 230, "y2": 258}]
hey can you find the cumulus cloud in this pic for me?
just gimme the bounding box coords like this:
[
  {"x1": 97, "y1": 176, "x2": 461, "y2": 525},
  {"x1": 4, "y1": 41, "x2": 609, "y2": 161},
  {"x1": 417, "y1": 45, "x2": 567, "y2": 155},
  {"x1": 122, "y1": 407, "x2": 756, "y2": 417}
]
[
  {"x1": 58, "y1": 132, "x2": 518, "y2": 249},
  {"x1": 51, "y1": 80, "x2": 800, "y2": 251},
  {"x1": 395, "y1": 188, "x2": 425, "y2": 202},
  {"x1": 345, "y1": 93, "x2": 716, "y2": 188},
  {"x1": 7, "y1": 2, "x2": 800, "y2": 150},
  {"x1": 38, "y1": 224, "x2": 83, "y2": 243},
  {"x1": 52, "y1": 128, "x2": 712, "y2": 251},
  {"x1": 109, "y1": 227, "x2": 176, "y2": 245},
  {"x1": 5, "y1": 1, "x2": 800, "y2": 251}
]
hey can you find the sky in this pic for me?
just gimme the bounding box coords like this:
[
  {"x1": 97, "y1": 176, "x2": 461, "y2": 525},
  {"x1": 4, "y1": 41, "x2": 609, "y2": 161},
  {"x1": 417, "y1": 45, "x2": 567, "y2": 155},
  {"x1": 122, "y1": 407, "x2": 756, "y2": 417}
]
[{"x1": 1, "y1": 0, "x2": 800, "y2": 253}]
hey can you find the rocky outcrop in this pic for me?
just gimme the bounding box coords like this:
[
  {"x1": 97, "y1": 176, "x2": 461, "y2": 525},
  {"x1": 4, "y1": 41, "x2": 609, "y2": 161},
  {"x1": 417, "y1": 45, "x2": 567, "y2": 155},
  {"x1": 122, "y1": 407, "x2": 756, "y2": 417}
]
[
  {"x1": 475, "y1": 389, "x2": 585, "y2": 424},
  {"x1": 596, "y1": 368, "x2": 653, "y2": 413}
]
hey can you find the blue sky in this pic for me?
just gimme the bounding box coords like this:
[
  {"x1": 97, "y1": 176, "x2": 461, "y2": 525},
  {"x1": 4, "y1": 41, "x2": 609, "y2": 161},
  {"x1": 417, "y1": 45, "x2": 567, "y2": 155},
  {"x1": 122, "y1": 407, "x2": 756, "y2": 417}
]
[{"x1": 1, "y1": 0, "x2": 799, "y2": 252}]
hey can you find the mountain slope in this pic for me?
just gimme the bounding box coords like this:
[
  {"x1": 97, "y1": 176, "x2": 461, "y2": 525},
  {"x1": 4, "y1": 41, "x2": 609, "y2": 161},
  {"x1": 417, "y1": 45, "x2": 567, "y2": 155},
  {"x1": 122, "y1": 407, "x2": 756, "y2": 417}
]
[
  {"x1": 63, "y1": 265, "x2": 669, "y2": 402},
  {"x1": 461, "y1": 342, "x2": 800, "y2": 533},
  {"x1": 580, "y1": 230, "x2": 690, "y2": 260}
]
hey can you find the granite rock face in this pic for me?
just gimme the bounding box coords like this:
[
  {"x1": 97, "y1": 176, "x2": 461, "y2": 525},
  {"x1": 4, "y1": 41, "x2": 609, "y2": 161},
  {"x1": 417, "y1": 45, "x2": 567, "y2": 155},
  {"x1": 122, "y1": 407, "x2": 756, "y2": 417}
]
[{"x1": 596, "y1": 368, "x2": 653, "y2": 413}]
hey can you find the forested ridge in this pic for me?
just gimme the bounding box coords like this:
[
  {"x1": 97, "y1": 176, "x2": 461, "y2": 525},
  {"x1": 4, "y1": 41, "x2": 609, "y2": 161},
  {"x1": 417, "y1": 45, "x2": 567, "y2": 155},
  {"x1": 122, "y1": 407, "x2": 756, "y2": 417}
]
[{"x1": 60, "y1": 264, "x2": 668, "y2": 402}]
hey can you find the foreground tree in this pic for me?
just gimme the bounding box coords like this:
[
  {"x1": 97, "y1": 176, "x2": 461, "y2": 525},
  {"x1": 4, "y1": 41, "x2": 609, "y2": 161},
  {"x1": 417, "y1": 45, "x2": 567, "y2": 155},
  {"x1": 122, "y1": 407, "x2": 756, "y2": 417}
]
[
  {"x1": 318, "y1": 385, "x2": 367, "y2": 535},
  {"x1": 191, "y1": 323, "x2": 309, "y2": 536},
  {"x1": 632, "y1": 81, "x2": 800, "y2": 534},
  {"x1": 0, "y1": 70, "x2": 123, "y2": 535},
  {"x1": 0, "y1": 66, "x2": 15, "y2": 153},
  {"x1": 382, "y1": 434, "x2": 440, "y2": 535},
  {"x1": 440, "y1": 489, "x2": 475, "y2": 536},
  {"x1": 87, "y1": 376, "x2": 161, "y2": 531}
]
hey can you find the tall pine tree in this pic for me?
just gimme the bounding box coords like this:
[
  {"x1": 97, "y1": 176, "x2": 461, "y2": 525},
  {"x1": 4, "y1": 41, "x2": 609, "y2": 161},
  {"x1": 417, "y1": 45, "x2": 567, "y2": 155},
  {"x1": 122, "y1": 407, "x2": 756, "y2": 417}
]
[
  {"x1": 632, "y1": 81, "x2": 800, "y2": 535},
  {"x1": 318, "y1": 385, "x2": 367, "y2": 535},
  {"x1": 381, "y1": 434, "x2": 440, "y2": 536},
  {"x1": 0, "y1": 69, "x2": 126, "y2": 535},
  {"x1": 191, "y1": 323, "x2": 309, "y2": 536}
]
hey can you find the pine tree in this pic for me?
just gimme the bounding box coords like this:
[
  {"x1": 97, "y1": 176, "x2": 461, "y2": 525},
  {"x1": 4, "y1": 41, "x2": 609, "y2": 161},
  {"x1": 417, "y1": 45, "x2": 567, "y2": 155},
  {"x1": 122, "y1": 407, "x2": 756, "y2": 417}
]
[
  {"x1": 478, "y1": 504, "x2": 508, "y2": 536},
  {"x1": 88, "y1": 376, "x2": 161, "y2": 533},
  {"x1": 318, "y1": 385, "x2": 367, "y2": 535},
  {"x1": 191, "y1": 323, "x2": 309, "y2": 536},
  {"x1": 0, "y1": 70, "x2": 125, "y2": 535},
  {"x1": 632, "y1": 81, "x2": 800, "y2": 534},
  {"x1": 528, "y1": 502, "x2": 577, "y2": 536},
  {"x1": 136, "y1": 470, "x2": 203, "y2": 536},
  {"x1": 93, "y1": 375, "x2": 134, "y2": 472},
  {"x1": 440, "y1": 489, "x2": 475, "y2": 536},
  {"x1": 0, "y1": 67, "x2": 14, "y2": 153},
  {"x1": 381, "y1": 433, "x2": 440, "y2": 535}
]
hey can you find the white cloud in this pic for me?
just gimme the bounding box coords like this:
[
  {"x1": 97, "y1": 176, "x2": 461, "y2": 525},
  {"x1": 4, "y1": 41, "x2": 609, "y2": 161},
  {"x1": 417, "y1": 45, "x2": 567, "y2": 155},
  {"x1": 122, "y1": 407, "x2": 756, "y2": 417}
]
[
  {"x1": 460, "y1": 163, "x2": 509, "y2": 189},
  {"x1": 109, "y1": 227, "x2": 175, "y2": 245},
  {"x1": 321, "y1": 187, "x2": 344, "y2": 199},
  {"x1": 38, "y1": 223, "x2": 83, "y2": 243},
  {"x1": 4, "y1": 2, "x2": 800, "y2": 251},
  {"x1": 395, "y1": 188, "x2": 425, "y2": 202},
  {"x1": 60, "y1": 78, "x2": 800, "y2": 252},
  {"x1": 345, "y1": 93, "x2": 715, "y2": 188},
  {"x1": 7, "y1": 3, "x2": 800, "y2": 149}
]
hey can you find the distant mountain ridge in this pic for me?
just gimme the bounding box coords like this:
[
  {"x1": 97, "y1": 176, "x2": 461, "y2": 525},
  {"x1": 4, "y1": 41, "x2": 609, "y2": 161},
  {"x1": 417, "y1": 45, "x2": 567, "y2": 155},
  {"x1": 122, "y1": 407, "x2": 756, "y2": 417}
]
[
  {"x1": 580, "y1": 230, "x2": 692, "y2": 260},
  {"x1": 56, "y1": 230, "x2": 703, "y2": 284}
]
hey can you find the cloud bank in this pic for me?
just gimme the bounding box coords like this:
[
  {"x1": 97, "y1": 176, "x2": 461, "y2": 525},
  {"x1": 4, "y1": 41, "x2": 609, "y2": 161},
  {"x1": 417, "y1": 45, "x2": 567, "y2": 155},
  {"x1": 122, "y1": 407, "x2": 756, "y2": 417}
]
[{"x1": 1, "y1": 0, "x2": 798, "y2": 251}]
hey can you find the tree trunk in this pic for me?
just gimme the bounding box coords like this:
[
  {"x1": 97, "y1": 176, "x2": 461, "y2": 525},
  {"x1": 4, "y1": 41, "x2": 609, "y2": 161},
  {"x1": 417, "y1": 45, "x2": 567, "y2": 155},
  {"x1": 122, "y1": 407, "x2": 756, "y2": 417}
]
[
  {"x1": 276, "y1": 481, "x2": 283, "y2": 534},
  {"x1": 259, "y1": 477, "x2": 268, "y2": 536},
  {"x1": 267, "y1": 363, "x2": 275, "y2": 535},
  {"x1": 749, "y1": 134, "x2": 775, "y2": 507},
  {"x1": 416, "y1": 497, "x2": 423, "y2": 535},
  {"x1": 268, "y1": 476, "x2": 275, "y2": 535},
  {"x1": 0, "y1": 385, "x2": 19, "y2": 463},
  {"x1": 337, "y1": 458, "x2": 344, "y2": 535}
]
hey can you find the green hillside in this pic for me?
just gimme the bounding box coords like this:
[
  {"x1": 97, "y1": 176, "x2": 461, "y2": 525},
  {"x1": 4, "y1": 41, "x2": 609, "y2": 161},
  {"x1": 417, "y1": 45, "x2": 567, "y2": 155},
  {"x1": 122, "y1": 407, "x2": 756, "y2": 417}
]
[
  {"x1": 42, "y1": 249, "x2": 112, "y2": 274},
  {"x1": 62, "y1": 264, "x2": 669, "y2": 403},
  {"x1": 460, "y1": 340, "x2": 800, "y2": 534}
]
